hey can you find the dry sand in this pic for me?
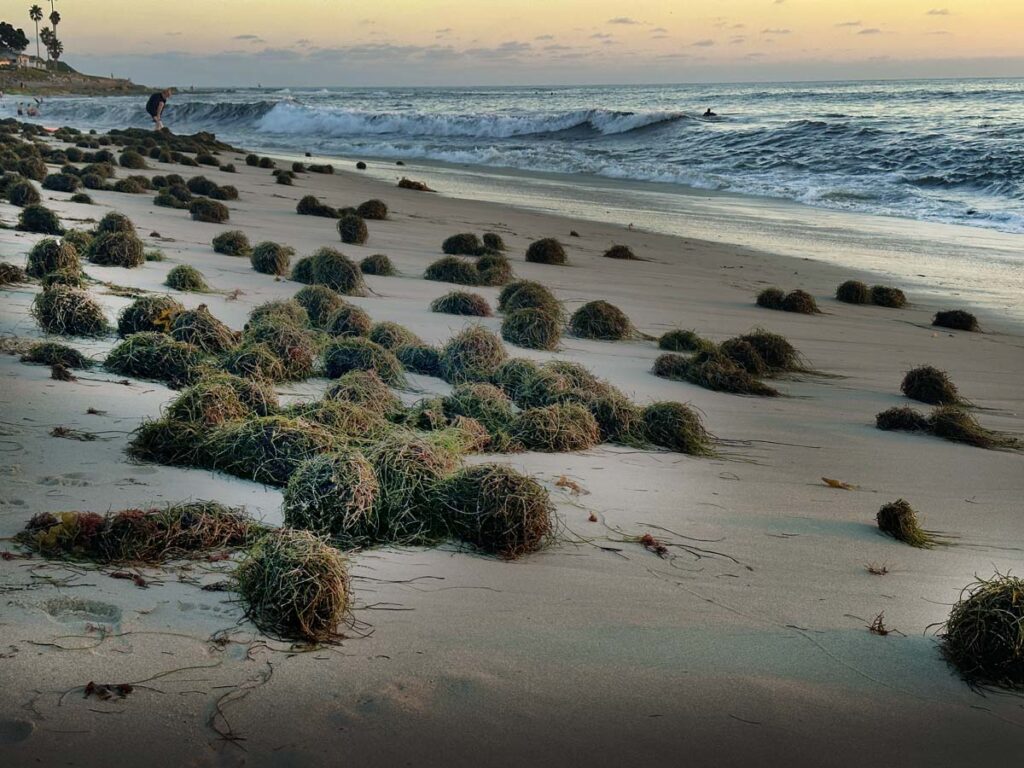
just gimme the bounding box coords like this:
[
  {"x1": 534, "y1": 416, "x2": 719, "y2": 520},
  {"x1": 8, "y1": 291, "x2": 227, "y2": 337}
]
[{"x1": 1, "y1": 146, "x2": 1022, "y2": 767}]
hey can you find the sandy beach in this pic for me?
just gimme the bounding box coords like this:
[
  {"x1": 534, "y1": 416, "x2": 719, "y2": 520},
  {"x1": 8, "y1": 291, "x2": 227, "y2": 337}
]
[{"x1": 1, "y1": 134, "x2": 1023, "y2": 767}]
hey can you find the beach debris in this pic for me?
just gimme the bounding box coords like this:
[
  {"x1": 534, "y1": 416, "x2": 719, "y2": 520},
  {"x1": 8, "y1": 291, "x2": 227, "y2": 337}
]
[
  {"x1": 17, "y1": 502, "x2": 259, "y2": 563},
  {"x1": 555, "y1": 476, "x2": 587, "y2": 495},
  {"x1": 835, "y1": 280, "x2": 870, "y2": 304},
  {"x1": 525, "y1": 237, "x2": 567, "y2": 265},
  {"x1": 867, "y1": 612, "x2": 897, "y2": 636},
  {"x1": 26, "y1": 238, "x2": 79, "y2": 279},
  {"x1": 756, "y1": 287, "x2": 820, "y2": 314},
  {"x1": 309, "y1": 247, "x2": 366, "y2": 294},
  {"x1": 21, "y1": 341, "x2": 91, "y2": 369},
  {"x1": 283, "y1": 452, "x2": 379, "y2": 544},
  {"x1": 643, "y1": 402, "x2": 714, "y2": 455},
  {"x1": 237, "y1": 529, "x2": 349, "y2": 642},
  {"x1": 105, "y1": 332, "x2": 206, "y2": 388},
  {"x1": 295, "y1": 284, "x2": 345, "y2": 328},
  {"x1": 513, "y1": 403, "x2": 600, "y2": 452},
  {"x1": 498, "y1": 280, "x2": 563, "y2": 318},
  {"x1": 51, "y1": 363, "x2": 76, "y2": 381},
  {"x1": 357, "y1": 199, "x2": 388, "y2": 220},
  {"x1": 928, "y1": 406, "x2": 1018, "y2": 449},
  {"x1": 438, "y1": 463, "x2": 554, "y2": 559},
  {"x1": 865, "y1": 562, "x2": 890, "y2": 575},
  {"x1": 212, "y1": 230, "x2": 252, "y2": 256},
  {"x1": 0, "y1": 262, "x2": 28, "y2": 286},
  {"x1": 876, "y1": 499, "x2": 934, "y2": 548},
  {"x1": 569, "y1": 300, "x2": 634, "y2": 340},
  {"x1": 398, "y1": 177, "x2": 433, "y2": 192},
  {"x1": 360, "y1": 253, "x2": 396, "y2": 276},
  {"x1": 483, "y1": 233, "x2": 505, "y2": 252},
  {"x1": 603, "y1": 244, "x2": 639, "y2": 260},
  {"x1": 338, "y1": 213, "x2": 369, "y2": 245},
  {"x1": 933, "y1": 309, "x2": 979, "y2": 332},
  {"x1": 32, "y1": 286, "x2": 109, "y2": 337},
  {"x1": 443, "y1": 233, "x2": 487, "y2": 256},
  {"x1": 109, "y1": 570, "x2": 148, "y2": 588},
  {"x1": 296, "y1": 194, "x2": 339, "y2": 218},
  {"x1": 84, "y1": 681, "x2": 134, "y2": 700},
  {"x1": 439, "y1": 325, "x2": 508, "y2": 384},
  {"x1": 324, "y1": 338, "x2": 406, "y2": 385},
  {"x1": 170, "y1": 305, "x2": 238, "y2": 354},
  {"x1": 165, "y1": 264, "x2": 209, "y2": 292},
  {"x1": 875, "y1": 406, "x2": 931, "y2": 433},
  {"x1": 502, "y1": 307, "x2": 561, "y2": 350},
  {"x1": 870, "y1": 285, "x2": 907, "y2": 308},
  {"x1": 18, "y1": 204, "x2": 64, "y2": 235},
  {"x1": 901, "y1": 365, "x2": 965, "y2": 406},
  {"x1": 640, "y1": 533, "x2": 669, "y2": 558},
  {"x1": 941, "y1": 572, "x2": 1024, "y2": 689},
  {"x1": 251, "y1": 241, "x2": 294, "y2": 276},
  {"x1": 369, "y1": 321, "x2": 422, "y2": 350},
  {"x1": 431, "y1": 290, "x2": 492, "y2": 317},
  {"x1": 189, "y1": 198, "x2": 230, "y2": 223},
  {"x1": 822, "y1": 477, "x2": 855, "y2": 490},
  {"x1": 657, "y1": 329, "x2": 711, "y2": 353}
]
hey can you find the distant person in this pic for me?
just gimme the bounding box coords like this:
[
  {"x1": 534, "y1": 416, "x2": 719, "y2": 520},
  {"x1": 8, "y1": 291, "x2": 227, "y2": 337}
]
[
  {"x1": 703, "y1": 108, "x2": 717, "y2": 118},
  {"x1": 146, "y1": 88, "x2": 172, "y2": 131}
]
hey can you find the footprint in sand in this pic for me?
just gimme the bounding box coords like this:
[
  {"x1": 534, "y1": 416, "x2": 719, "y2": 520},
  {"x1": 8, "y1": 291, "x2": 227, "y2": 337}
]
[
  {"x1": 37, "y1": 474, "x2": 93, "y2": 487},
  {"x1": 40, "y1": 597, "x2": 121, "y2": 624},
  {"x1": 0, "y1": 718, "x2": 34, "y2": 744}
]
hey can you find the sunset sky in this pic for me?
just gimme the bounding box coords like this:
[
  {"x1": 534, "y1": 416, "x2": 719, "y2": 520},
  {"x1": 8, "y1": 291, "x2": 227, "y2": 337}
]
[{"x1": 20, "y1": 0, "x2": 1024, "y2": 85}]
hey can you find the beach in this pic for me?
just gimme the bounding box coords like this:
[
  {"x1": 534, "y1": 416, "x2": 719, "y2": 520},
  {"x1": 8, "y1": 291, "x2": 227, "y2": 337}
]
[{"x1": 1, "y1": 134, "x2": 1023, "y2": 767}]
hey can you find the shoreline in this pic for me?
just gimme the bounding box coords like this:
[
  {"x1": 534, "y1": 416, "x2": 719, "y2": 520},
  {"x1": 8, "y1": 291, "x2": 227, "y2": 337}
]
[{"x1": 1, "y1": 126, "x2": 1022, "y2": 766}]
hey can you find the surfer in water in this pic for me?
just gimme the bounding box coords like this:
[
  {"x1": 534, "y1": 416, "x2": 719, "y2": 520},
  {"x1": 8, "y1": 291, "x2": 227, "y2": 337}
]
[
  {"x1": 703, "y1": 108, "x2": 717, "y2": 118},
  {"x1": 146, "y1": 89, "x2": 171, "y2": 131}
]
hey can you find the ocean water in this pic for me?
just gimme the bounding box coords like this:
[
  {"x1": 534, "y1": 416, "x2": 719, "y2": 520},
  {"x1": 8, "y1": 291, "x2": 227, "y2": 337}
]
[{"x1": 7, "y1": 79, "x2": 1024, "y2": 234}]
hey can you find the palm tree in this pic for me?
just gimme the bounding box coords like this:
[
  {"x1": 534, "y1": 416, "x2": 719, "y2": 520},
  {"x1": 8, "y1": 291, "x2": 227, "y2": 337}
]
[{"x1": 29, "y1": 5, "x2": 43, "y2": 65}]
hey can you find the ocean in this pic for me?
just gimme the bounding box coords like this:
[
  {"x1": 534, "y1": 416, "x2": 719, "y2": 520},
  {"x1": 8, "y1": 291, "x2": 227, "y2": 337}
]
[{"x1": 8, "y1": 79, "x2": 1024, "y2": 234}]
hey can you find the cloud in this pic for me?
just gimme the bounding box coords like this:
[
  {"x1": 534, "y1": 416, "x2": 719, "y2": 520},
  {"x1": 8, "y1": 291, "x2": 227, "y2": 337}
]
[
  {"x1": 691, "y1": 39, "x2": 715, "y2": 47},
  {"x1": 590, "y1": 33, "x2": 613, "y2": 40},
  {"x1": 463, "y1": 41, "x2": 532, "y2": 58},
  {"x1": 232, "y1": 34, "x2": 262, "y2": 41},
  {"x1": 651, "y1": 27, "x2": 668, "y2": 33},
  {"x1": 857, "y1": 28, "x2": 882, "y2": 35},
  {"x1": 836, "y1": 21, "x2": 862, "y2": 27},
  {"x1": 729, "y1": 36, "x2": 746, "y2": 45},
  {"x1": 927, "y1": 8, "x2": 950, "y2": 15},
  {"x1": 435, "y1": 28, "x2": 453, "y2": 34},
  {"x1": 761, "y1": 28, "x2": 791, "y2": 35},
  {"x1": 535, "y1": 34, "x2": 555, "y2": 41},
  {"x1": 164, "y1": 32, "x2": 182, "y2": 37},
  {"x1": 607, "y1": 17, "x2": 640, "y2": 25}
]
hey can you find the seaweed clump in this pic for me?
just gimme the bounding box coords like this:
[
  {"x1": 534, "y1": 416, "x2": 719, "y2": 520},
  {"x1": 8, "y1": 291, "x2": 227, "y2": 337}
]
[
  {"x1": 356, "y1": 199, "x2": 388, "y2": 220},
  {"x1": 87, "y1": 231, "x2": 145, "y2": 268},
  {"x1": 207, "y1": 416, "x2": 343, "y2": 486},
  {"x1": 871, "y1": 285, "x2": 907, "y2": 308},
  {"x1": 497, "y1": 280, "x2": 561, "y2": 317},
  {"x1": 323, "y1": 338, "x2": 406, "y2": 386},
  {"x1": 26, "y1": 238, "x2": 80, "y2": 279},
  {"x1": 876, "y1": 499, "x2": 933, "y2": 548},
  {"x1": 513, "y1": 403, "x2": 600, "y2": 452},
  {"x1": 0, "y1": 262, "x2": 27, "y2": 285},
  {"x1": 875, "y1": 406, "x2": 931, "y2": 433},
  {"x1": 502, "y1": 308, "x2": 561, "y2": 351},
  {"x1": 212, "y1": 230, "x2": 251, "y2": 256},
  {"x1": 736, "y1": 329, "x2": 802, "y2": 373},
  {"x1": 165, "y1": 264, "x2": 208, "y2": 292},
  {"x1": 32, "y1": 286, "x2": 108, "y2": 337},
  {"x1": 933, "y1": 310, "x2": 979, "y2": 332},
  {"x1": 338, "y1": 214, "x2": 368, "y2": 245},
  {"x1": 18, "y1": 204, "x2": 64, "y2": 235},
  {"x1": 603, "y1": 244, "x2": 638, "y2": 260},
  {"x1": 836, "y1": 280, "x2": 870, "y2": 304},
  {"x1": 657, "y1": 330, "x2": 709, "y2": 352},
  {"x1": 439, "y1": 325, "x2": 508, "y2": 384},
  {"x1": 105, "y1": 332, "x2": 206, "y2": 387},
  {"x1": 525, "y1": 238, "x2": 567, "y2": 265},
  {"x1": 438, "y1": 464, "x2": 554, "y2": 559},
  {"x1": 310, "y1": 247, "x2": 366, "y2": 295},
  {"x1": 17, "y1": 502, "x2": 256, "y2": 563},
  {"x1": 360, "y1": 253, "x2": 395, "y2": 276},
  {"x1": 325, "y1": 370, "x2": 402, "y2": 417},
  {"x1": 901, "y1": 366, "x2": 964, "y2": 406},
  {"x1": 236, "y1": 529, "x2": 349, "y2": 642},
  {"x1": 189, "y1": 198, "x2": 230, "y2": 223},
  {"x1": 642, "y1": 402, "x2": 713, "y2": 455},
  {"x1": 21, "y1": 341, "x2": 91, "y2": 369},
  {"x1": 117, "y1": 295, "x2": 184, "y2": 336},
  {"x1": 431, "y1": 291, "x2": 492, "y2": 317},
  {"x1": 569, "y1": 300, "x2": 633, "y2": 340},
  {"x1": 295, "y1": 285, "x2": 345, "y2": 328},
  {"x1": 443, "y1": 233, "x2": 485, "y2": 256},
  {"x1": 283, "y1": 452, "x2": 379, "y2": 544},
  {"x1": 251, "y1": 241, "x2": 294, "y2": 276},
  {"x1": 296, "y1": 195, "x2": 339, "y2": 218},
  {"x1": 928, "y1": 406, "x2": 1016, "y2": 450},
  {"x1": 171, "y1": 305, "x2": 238, "y2": 354},
  {"x1": 941, "y1": 573, "x2": 1024, "y2": 689}
]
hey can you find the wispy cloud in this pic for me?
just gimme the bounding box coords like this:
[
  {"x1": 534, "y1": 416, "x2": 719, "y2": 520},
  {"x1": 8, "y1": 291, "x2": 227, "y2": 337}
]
[
  {"x1": 836, "y1": 21, "x2": 862, "y2": 27},
  {"x1": 927, "y1": 8, "x2": 950, "y2": 15},
  {"x1": 762, "y1": 28, "x2": 791, "y2": 35},
  {"x1": 692, "y1": 39, "x2": 715, "y2": 47},
  {"x1": 607, "y1": 17, "x2": 640, "y2": 25},
  {"x1": 858, "y1": 28, "x2": 882, "y2": 35},
  {"x1": 233, "y1": 34, "x2": 262, "y2": 41}
]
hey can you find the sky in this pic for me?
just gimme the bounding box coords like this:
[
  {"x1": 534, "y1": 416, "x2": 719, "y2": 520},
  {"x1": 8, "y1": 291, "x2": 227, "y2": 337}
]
[{"x1": 13, "y1": 0, "x2": 1024, "y2": 86}]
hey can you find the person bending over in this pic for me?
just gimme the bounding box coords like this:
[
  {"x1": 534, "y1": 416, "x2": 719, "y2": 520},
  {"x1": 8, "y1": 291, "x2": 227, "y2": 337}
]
[{"x1": 146, "y1": 89, "x2": 172, "y2": 131}]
